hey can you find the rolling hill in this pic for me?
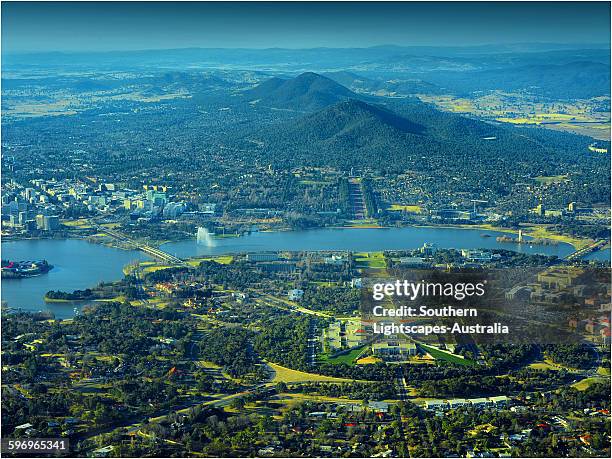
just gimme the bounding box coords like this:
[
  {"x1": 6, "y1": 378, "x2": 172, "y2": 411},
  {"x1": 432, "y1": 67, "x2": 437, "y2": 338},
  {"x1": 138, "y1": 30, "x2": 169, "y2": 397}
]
[
  {"x1": 245, "y1": 98, "x2": 451, "y2": 170},
  {"x1": 275, "y1": 98, "x2": 426, "y2": 141},
  {"x1": 323, "y1": 71, "x2": 443, "y2": 96},
  {"x1": 243, "y1": 96, "x2": 601, "y2": 179},
  {"x1": 424, "y1": 61, "x2": 611, "y2": 99},
  {"x1": 245, "y1": 72, "x2": 358, "y2": 111}
]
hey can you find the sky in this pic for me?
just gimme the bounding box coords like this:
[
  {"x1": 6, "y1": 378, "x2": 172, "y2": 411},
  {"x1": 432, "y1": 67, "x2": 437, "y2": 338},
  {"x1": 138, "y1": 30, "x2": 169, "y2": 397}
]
[{"x1": 2, "y1": 1, "x2": 610, "y2": 53}]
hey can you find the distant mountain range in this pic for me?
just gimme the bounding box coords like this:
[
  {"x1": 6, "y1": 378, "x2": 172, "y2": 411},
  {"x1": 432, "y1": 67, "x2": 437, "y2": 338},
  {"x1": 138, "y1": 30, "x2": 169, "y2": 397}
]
[
  {"x1": 424, "y1": 61, "x2": 611, "y2": 99},
  {"x1": 240, "y1": 52, "x2": 610, "y2": 102},
  {"x1": 322, "y1": 71, "x2": 443, "y2": 96},
  {"x1": 3, "y1": 44, "x2": 609, "y2": 100}
]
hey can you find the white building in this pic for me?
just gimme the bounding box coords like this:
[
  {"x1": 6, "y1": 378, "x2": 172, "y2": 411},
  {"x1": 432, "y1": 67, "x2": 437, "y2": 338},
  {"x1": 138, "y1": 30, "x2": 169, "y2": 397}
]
[
  {"x1": 448, "y1": 398, "x2": 469, "y2": 409},
  {"x1": 424, "y1": 400, "x2": 447, "y2": 411}
]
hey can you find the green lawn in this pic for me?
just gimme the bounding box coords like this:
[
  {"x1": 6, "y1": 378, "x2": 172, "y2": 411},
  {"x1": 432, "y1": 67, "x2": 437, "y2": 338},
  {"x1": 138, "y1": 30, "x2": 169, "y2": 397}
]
[
  {"x1": 572, "y1": 377, "x2": 607, "y2": 391},
  {"x1": 354, "y1": 252, "x2": 386, "y2": 269},
  {"x1": 419, "y1": 343, "x2": 476, "y2": 367},
  {"x1": 319, "y1": 345, "x2": 369, "y2": 366},
  {"x1": 186, "y1": 255, "x2": 234, "y2": 267}
]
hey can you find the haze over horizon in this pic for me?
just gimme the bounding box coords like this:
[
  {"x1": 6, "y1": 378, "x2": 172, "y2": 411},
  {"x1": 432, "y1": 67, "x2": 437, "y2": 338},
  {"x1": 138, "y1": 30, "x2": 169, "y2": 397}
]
[
  {"x1": 3, "y1": 41, "x2": 612, "y2": 56},
  {"x1": 2, "y1": 1, "x2": 610, "y2": 53}
]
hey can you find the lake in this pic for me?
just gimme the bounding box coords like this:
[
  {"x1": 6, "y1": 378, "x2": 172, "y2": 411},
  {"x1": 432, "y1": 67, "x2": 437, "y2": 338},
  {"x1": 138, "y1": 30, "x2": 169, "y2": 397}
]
[
  {"x1": 0, "y1": 226, "x2": 598, "y2": 318},
  {"x1": 162, "y1": 226, "x2": 576, "y2": 258},
  {"x1": 1, "y1": 239, "x2": 148, "y2": 319},
  {"x1": 584, "y1": 248, "x2": 611, "y2": 262}
]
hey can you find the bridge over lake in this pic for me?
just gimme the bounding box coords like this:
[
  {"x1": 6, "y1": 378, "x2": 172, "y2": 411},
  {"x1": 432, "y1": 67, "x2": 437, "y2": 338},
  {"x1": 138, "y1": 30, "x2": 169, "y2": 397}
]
[{"x1": 96, "y1": 226, "x2": 184, "y2": 265}]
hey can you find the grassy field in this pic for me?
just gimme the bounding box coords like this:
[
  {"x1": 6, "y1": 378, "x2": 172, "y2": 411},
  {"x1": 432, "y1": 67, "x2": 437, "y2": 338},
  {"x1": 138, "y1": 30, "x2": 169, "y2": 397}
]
[
  {"x1": 43, "y1": 296, "x2": 83, "y2": 303},
  {"x1": 142, "y1": 262, "x2": 173, "y2": 273},
  {"x1": 497, "y1": 114, "x2": 591, "y2": 125},
  {"x1": 123, "y1": 255, "x2": 233, "y2": 276},
  {"x1": 354, "y1": 251, "x2": 386, "y2": 269},
  {"x1": 534, "y1": 175, "x2": 569, "y2": 185},
  {"x1": 356, "y1": 355, "x2": 383, "y2": 365},
  {"x1": 266, "y1": 362, "x2": 355, "y2": 383},
  {"x1": 143, "y1": 297, "x2": 171, "y2": 309},
  {"x1": 319, "y1": 345, "x2": 369, "y2": 366},
  {"x1": 528, "y1": 361, "x2": 561, "y2": 371},
  {"x1": 61, "y1": 218, "x2": 93, "y2": 228},
  {"x1": 597, "y1": 366, "x2": 611, "y2": 376},
  {"x1": 418, "y1": 343, "x2": 476, "y2": 367},
  {"x1": 528, "y1": 358, "x2": 582, "y2": 372},
  {"x1": 5, "y1": 99, "x2": 79, "y2": 118},
  {"x1": 572, "y1": 377, "x2": 607, "y2": 391},
  {"x1": 186, "y1": 255, "x2": 233, "y2": 267},
  {"x1": 417, "y1": 94, "x2": 474, "y2": 113},
  {"x1": 276, "y1": 393, "x2": 366, "y2": 407},
  {"x1": 523, "y1": 224, "x2": 592, "y2": 250},
  {"x1": 417, "y1": 92, "x2": 610, "y2": 141},
  {"x1": 388, "y1": 204, "x2": 422, "y2": 213},
  {"x1": 94, "y1": 295, "x2": 127, "y2": 303}
]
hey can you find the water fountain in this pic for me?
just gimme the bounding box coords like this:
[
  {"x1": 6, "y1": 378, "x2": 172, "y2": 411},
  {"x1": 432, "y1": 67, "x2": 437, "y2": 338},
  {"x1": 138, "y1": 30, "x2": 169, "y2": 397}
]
[{"x1": 196, "y1": 227, "x2": 215, "y2": 247}]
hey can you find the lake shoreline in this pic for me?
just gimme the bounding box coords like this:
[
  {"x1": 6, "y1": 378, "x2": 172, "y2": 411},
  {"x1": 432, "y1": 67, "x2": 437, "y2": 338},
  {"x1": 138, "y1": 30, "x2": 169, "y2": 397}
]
[
  {"x1": 3, "y1": 221, "x2": 589, "y2": 252},
  {"x1": 1, "y1": 227, "x2": 604, "y2": 319}
]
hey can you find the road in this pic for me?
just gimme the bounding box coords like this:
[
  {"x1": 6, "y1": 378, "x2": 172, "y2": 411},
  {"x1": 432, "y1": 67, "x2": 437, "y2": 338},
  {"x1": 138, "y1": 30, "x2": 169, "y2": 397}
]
[
  {"x1": 81, "y1": 378, "x2": 273, "y2": 449},
  {"x1": 394, "y1": 366, "x2": 412, "y2": 458},
  {"x1": 95, "y1": 225, "x2": 185, "y2": 265},
  {"x1": 395, "y1": 367, "x2": 409, "y2": 402},
  {"x1": 255, "y1": 292, "x2": 332, "y2": 318},
  {"x1": 307, "y1": 321, "x2": 319, "y2": 367},
  {"x1": 564, "y1": 239, "x2": 608, "y2": 261}
]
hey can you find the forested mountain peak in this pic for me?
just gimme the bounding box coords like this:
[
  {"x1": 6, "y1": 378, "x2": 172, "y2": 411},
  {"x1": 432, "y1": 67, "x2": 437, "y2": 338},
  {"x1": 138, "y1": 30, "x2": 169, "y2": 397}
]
[
  {"x1": 245, "y1": 95, "x2": 601, "y2": 181},
  {"x1": 305, "y1": 99, "x2": 426, "y2": 136},
  {"x1": 246, "y1": 72, "x2": 356, "y2": 111}
]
